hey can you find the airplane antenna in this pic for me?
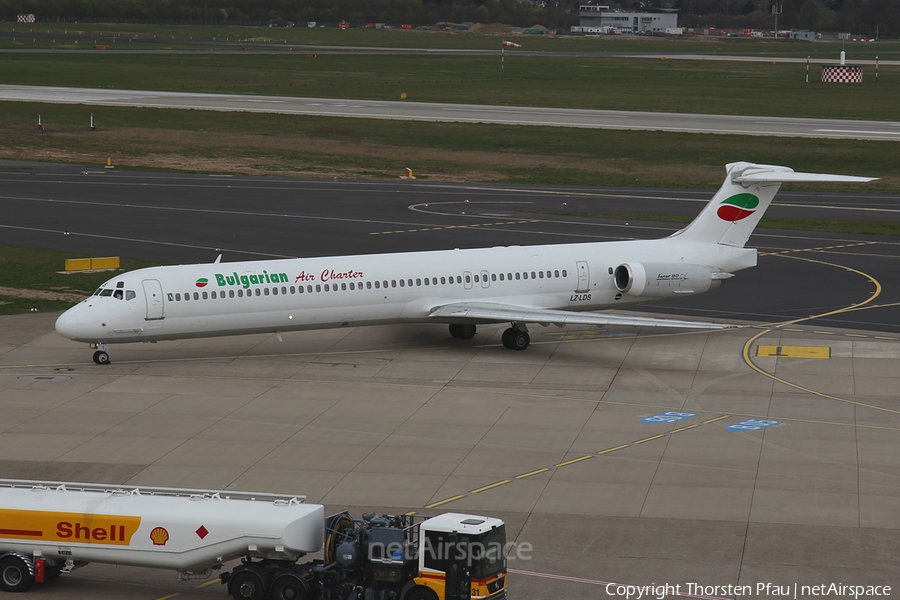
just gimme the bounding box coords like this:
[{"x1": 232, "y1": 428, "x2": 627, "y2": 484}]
[{"x1": 214, "y1": 253, "x2": 222, "y2": 264}]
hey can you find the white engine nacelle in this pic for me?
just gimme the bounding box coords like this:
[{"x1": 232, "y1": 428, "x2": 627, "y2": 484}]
[{"x1": 614, "y1": 262, "x2": 730, "y2": 298}]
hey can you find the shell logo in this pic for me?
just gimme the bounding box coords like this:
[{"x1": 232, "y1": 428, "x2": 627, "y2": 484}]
[
  {"x1": 195, "y1": 278, "x2": 209, "y2": 288},
  {"x1": 150, "y1": 527, "x2": 170, "y2": 546},
  {"x1": 717, "y1": 193, "x2": 760, "y2": 222}
]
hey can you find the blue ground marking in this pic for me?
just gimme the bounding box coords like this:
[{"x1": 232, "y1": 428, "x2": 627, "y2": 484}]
[
  {"x1": 640, "y1": 411, "x2": 698, "y2": 425},
  {"x1": 725, "y1": 419, "x2": 781, "y2": 432}
]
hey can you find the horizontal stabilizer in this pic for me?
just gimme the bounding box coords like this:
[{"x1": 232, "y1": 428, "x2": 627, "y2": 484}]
[
  {"x1": 430, "y1": 302, "x2": 734, "y2": 330},
  {"x1": 733, "y1": 170, "x2": 878, "y2": 185}
]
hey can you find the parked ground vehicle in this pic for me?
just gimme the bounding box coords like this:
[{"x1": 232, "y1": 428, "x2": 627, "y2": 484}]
[{"x1": 0, "y1": 479, "x2": 507, "y2": 600}]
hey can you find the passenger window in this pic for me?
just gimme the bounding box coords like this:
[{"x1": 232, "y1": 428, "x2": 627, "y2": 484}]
[
  {"x1": 282, "y1": 286, "x2": 287, "y2": 294},
  {"x1": 350, "y1": 282, "x2": 355, "y2": 290},
  {"x1": 202, "y1": 292, "x2": 208, "y2": 299},
  {"x1": 374, "y1": 281, "x2": 380, "y2": 289},
  {"x1": 368, "y1": 282, "x2": 373, "y2": 289},
  {"x1": 555, "y1": 270, "x2": 560, "y2": 278},
  {"x1": 440, "y1": 277, "x2": 446, "y2": 285},
  {"x1": 392, "y1": 280, "x2": 397, "y2": 288},
  {"x1": 562, "y1": 270, "x2": 568, "y2": 277},
  {"x1": 407, "y1": 279, "x2": 413, "y2": 287},
  {"x1": 523, "y1": 272, "x2": 528, "y2": 280},
  {"x1": 255, "y1": 289, "x2": 261, "y2": 296},
  {"x1": 499, "y1": 274, "x2": 504, "y2": 281},
  {"x1": 307, "y1": 285, "x2": 313, "y2": 293},
  {"x1": 272, "y1": 287, "x2": 277, "y2": 295},
  {"x1": 175, "y1": 293, "x2": 181, "y2": 301},
  {"x1": 238, "y1": 289, "x2": 243, "y2": 297},
  {"x1": 531, "y1": 272, "x2": 536, "y2": 279},
  {"x1": 400, "y1": 280, "x2": 405, "y2": 287},
  {"x1": 264, "y1": 288, "x2": 270, "y2": 296},
  {"x1": 323, "y1": 284, "x2": 329, "y2": 292},
  {"x1": 211, "y1": 291, "x2": 217, "y2": 299},
  {"x1": 125, "y1": 290, "x2": 136, "y2": 301},
  {"x1": 316, "y1": 285, "x2": 321, "y2": 292},
  {"x1": 432, "y1": 277, "x2": 437, "y2": 285},
  {"x1": 516, "y1": 273, "x2": 520, "y2": 280},
  {"x1": 474, "y1": 275, "x2": 479, "y2": 283},
  {"x1": 546, "y1": 271, "x2": 551, "y2": 278},
  {"x1": 492, "y1": 274, "x2": 497, "y2": 281},
  {"x1": 416, "y1": 278, "x2": 422, "y2": 286},
  {"x1": 507, "y1": 273, "x2": 512, "y2": 280},
  {"x1": 539, "y1": 271, "x2": 544, "y2": 279},
  {"x1": 193, "y1": 292, "x2": 199, "y2": 300},
  {"x1": 423, "y1": 278, "x2": 428, "y2": 286},
  {"x1": 457, "y1": 276, "x2": 462, "y2": 284},
  {"x1": 229, "y1": 290, "x2": 235, "y2": 298},
  {"x1": 290, "y1": 286, "x2": 295, "y2": 294},
  {"x1": 465, "y1": 275, "x2": 471, "y2": 283}
]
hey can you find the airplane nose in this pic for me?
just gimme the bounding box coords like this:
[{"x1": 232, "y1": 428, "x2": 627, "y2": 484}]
[{"x1": 55, "y1": 308, "x2": 82, "y2": 341}]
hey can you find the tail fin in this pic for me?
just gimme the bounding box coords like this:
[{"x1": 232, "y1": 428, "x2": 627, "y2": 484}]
[{"x1": 674, "y1": 162, "x2": 876, "y2": 248}]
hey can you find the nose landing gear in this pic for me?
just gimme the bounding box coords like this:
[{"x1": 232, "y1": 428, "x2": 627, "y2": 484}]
[{"x1": 91, "y1": 343, "x2": 111, "y2": 365}]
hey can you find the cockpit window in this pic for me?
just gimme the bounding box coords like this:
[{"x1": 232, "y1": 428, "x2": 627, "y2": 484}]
[
  {"x1": 125, "y1": 290, "x2": 136, "y2": 301},
  {"x1": 113, "y1": 290, "x2": 123, "y2": 300},
  {"x1": 100, "y1": 289, "x2": 114, "y2": 297},
  {"x1": 94, "y1": 288, "x2": 103, "y2": 296}
]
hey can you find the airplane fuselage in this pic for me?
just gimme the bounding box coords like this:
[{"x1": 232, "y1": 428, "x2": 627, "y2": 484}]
[{"x1": 56, "y1": 237, "x2": 755, "y2": 345}]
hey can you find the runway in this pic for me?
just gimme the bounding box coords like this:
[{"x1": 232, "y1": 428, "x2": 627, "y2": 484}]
[
  {"x1": 3, "y1": 84, "x2": 900, "y2": 141},
  {"x1": 1, "y1": 162, "x2": 899, "y2": 598}
]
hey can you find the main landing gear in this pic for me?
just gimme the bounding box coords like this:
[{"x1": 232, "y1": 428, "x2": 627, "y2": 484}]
[
  {"x1": 448, "y1": 324, "x2": 477, "y2": 340},
  {"x1": 501, "y1": 326, "x2": 530, "y2": 351},
  {"x1": 448, "y1": 324, "x2": 530, "y2": 350},
  {"x1": 91, "y1": 343, "x2": 111, "y2": 365}
]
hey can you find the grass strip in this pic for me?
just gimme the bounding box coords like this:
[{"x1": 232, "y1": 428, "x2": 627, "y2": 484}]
[
  {"x1": 533, "y1": 212, "x2": 900, "y2": 236},
  {"x1": 0, "y1": 102, "x2": 894, "y2": 190},
  {"x1": 0, "y1": 244, "x2": 157, "y2": 315},
  {"x1": 1, "y1": 52, "x2": 898, "y2": 120}
]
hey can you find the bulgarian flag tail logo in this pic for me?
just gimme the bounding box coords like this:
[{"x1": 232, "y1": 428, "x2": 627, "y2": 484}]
[
  {"x1": 717, "y1": 193, "x2": 760, "y2": 222},
  {"x1": 195, "y1": 278, "x2": 209, "y2": 288}
]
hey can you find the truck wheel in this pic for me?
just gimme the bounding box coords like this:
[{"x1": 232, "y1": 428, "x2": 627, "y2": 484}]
[
  {"x1": 272, "y1": 574, "x2": 309, "y2": 600},
  {"x1": 0, "y1": 556, "x2": 33, "y2": 593},
  {"x1": 228, "y1": 570, "x2": 265, "y2": 600},
  {"x1": 405, "y1": 588, "x2": 438, "y2": 600}
]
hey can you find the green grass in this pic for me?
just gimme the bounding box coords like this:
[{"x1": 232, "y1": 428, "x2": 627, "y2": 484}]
[
  {"x1": 0, "y1": 101, "x2": 894, "y2": 189},
  {"x1": 6, "y1": 21, "x2": 899, "y2": 53},
  {"x1": 0, "y1": 51, "x2": 898, "y2": 120},
  {"x1": 0, "y1": 244, "x2": 157, "y2": 315},
  {"x1": 533, "y1": 212, "x2": 900, "y2": 236}
]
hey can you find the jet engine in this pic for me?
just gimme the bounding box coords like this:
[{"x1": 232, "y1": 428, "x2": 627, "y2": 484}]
[{"x1": 614, "y1": 262, "x2": 732, "y2": 298}]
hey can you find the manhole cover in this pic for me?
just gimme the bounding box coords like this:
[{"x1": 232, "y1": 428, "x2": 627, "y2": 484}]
[{"x1": 18, "y1": 375, "x2": 72, "y2": 382}]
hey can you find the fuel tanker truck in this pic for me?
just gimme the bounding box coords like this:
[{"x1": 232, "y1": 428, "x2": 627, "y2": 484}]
[{"x1": 0, "y1": 479, "x2": 508, "y2": 600}]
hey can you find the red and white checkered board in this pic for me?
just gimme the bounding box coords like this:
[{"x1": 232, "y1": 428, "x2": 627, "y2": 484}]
[{"x1": 821, "y1": 65, "x2": 863, "y2": 83}]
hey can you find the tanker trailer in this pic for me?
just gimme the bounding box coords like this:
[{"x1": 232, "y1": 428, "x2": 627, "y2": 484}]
[
  {"x1": 0, "y1": 478, "x2": 322, "y2": 592},
  {"x1": 0, "y1": 479, "x2": 509, "y2": 600}
]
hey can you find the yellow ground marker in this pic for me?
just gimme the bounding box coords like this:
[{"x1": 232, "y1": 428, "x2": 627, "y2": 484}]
[
  {"x1": 597, "y1": 444, "x2": 630, "y2": 454},
  {"x1": 425, "y1": 495, "x2": 466, "y2": 509},
  {"x1": 470, "y1": 480, "x2": 511, "y2": 494},
  {"x1": 633, "y1": 434, "x2": 666, "y2": 444},
  {"x1": 554, "y1": 455, "x2": 593, "y2": 467},
  {"x1": 516, "y1": 468, "x2": 550, "y2": 479},
  {"x1": 757, "y1": 345, "x2": 831, "y2": 359}
]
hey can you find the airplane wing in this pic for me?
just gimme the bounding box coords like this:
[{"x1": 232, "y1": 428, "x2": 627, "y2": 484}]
[{"x1": 428, "y1": 302, "x2": 734, "y2": 330}]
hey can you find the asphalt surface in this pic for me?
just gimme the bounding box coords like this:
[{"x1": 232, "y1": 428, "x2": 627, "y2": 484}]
[
  {"x1": 2, "y1": 161, "x2": 900, "y2": 599},
  {"x1": 3, "y1": 84, "x2": 900, "y2": 141},
  {"x1": 2, "y1": 159, "x2": 899, "y2": 333}
]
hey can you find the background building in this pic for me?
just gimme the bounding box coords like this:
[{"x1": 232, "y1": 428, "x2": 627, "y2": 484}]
[{"x1": 579, "y1": 4, "x2": 677, "y2": 34}]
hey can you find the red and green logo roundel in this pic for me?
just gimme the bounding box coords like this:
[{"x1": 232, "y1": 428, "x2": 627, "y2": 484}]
[
  {"x1": 195, "y1": 278, "x2": 209, "y2": 288},
  {"x1": 717, "y1": 193, "x2": 759, "y2": 222}
]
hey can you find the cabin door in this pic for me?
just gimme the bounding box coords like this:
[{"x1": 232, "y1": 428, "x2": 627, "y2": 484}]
[
  {"x1": 142, "y1": 279, "x2": 165, "y2": 320},
  {"x1": 575, "y1": 261, "x2": 590, "y2": 293}
]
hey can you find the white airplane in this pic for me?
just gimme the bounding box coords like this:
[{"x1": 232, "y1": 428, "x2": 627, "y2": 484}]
[{"x1": 55, "y1": 162, "x2": 875, "y2": 364}]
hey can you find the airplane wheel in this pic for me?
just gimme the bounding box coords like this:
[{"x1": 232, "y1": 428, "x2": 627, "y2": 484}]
[
  {"x1": 503, "y1": 329, "x2": 530, "y2": 351},
  {"x1": 93, "y1": 351, "x2": 111, "y2": 365},
  {"x1": 449, "y1": 324, "x2": 476, "y2": 340},
  {"x1": 0, "y1": 556, "x2": 33, "y2": 593}
]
